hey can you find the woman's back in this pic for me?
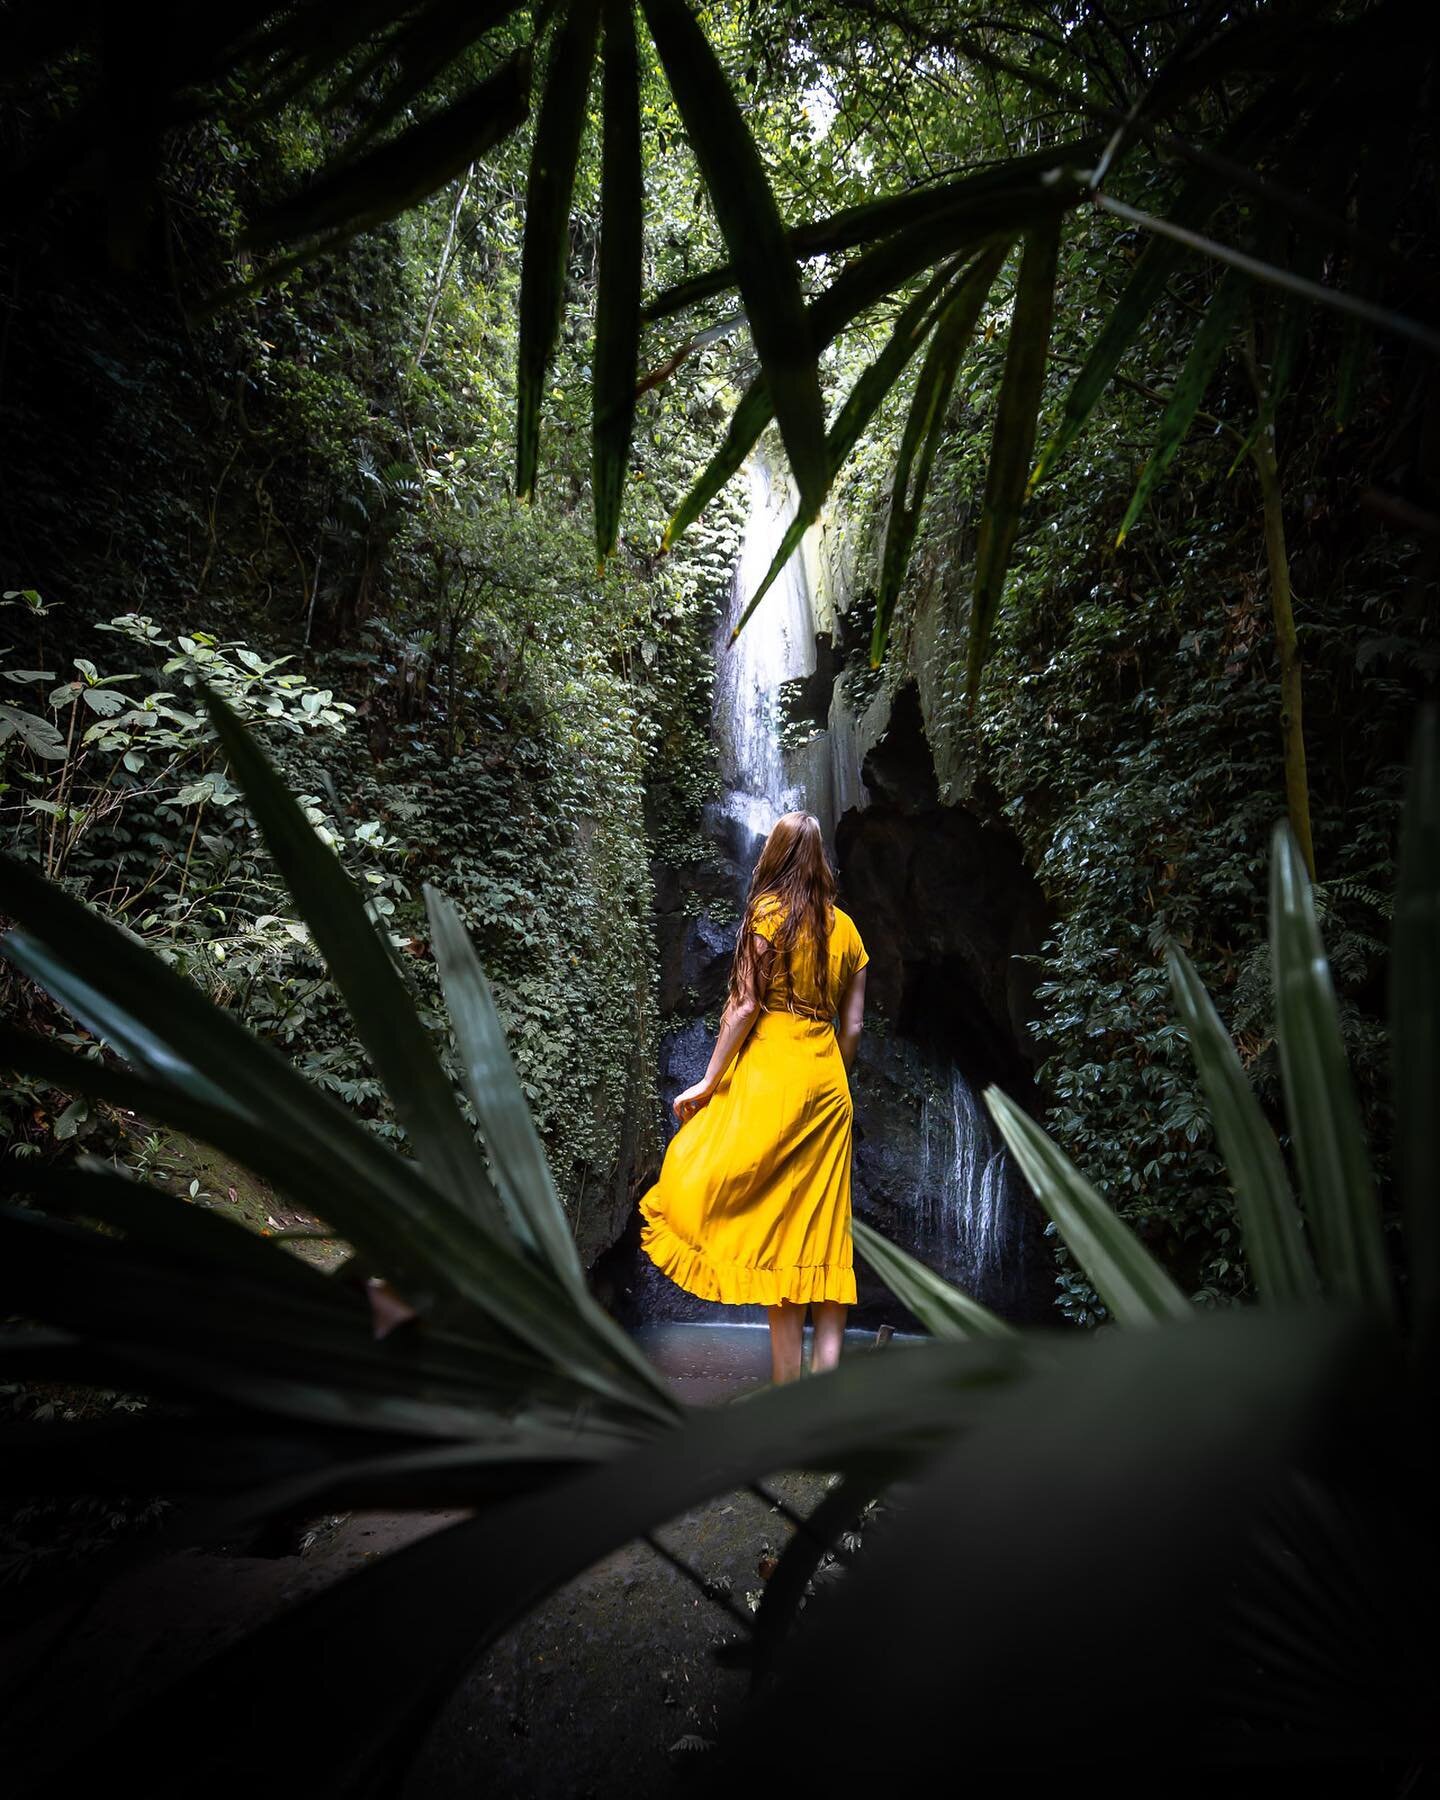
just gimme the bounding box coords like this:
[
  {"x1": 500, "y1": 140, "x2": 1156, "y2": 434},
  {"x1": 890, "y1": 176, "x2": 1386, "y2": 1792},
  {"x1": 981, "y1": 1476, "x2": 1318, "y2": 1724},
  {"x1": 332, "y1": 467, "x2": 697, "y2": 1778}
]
[{"x1": 752, "y1": 895, "x2": 867, "y2": 1018}]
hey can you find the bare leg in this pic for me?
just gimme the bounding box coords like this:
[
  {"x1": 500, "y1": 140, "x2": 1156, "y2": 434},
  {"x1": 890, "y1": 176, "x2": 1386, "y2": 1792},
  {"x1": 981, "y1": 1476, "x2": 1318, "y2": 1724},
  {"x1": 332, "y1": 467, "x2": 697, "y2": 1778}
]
[
  {"x1": 766, "y1": 1302, "x2": 805, "y2": 1384},
  {"x1": 810, "y1": 1301, "x2": 847, "y2": 1374}
]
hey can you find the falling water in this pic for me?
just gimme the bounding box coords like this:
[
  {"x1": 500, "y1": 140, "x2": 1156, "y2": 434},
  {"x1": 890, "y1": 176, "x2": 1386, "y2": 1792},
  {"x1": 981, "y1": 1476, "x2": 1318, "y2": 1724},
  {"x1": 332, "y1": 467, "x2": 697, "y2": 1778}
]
[
  {"x1": 711, "y1": 456, "x2": 814, "y2": 853},
  {"x1": 643, "y1": 451, "x2": 1022, "y2": 1327},
  {"x1": 918, "y1": 1065, "x2": 1015, "y2": 1301}
]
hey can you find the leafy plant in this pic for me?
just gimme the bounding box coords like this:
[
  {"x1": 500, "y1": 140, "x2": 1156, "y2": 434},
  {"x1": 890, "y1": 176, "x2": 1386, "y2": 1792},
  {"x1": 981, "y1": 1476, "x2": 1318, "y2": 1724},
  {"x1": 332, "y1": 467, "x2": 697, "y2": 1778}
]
[
  {"x1": 8, "y1": 0, "x2": 1436, "y2": 674},
  {"x1": 1, "y1": 692, "x2": 1433, "y2": 1791}
]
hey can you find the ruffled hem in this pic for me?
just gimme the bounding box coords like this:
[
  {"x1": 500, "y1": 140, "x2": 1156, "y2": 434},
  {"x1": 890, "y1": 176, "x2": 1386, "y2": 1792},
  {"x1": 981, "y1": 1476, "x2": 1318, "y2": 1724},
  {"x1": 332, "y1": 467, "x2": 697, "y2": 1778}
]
[{"x1": 640, "y1": 1207, "x2": 857, "y2": 1307}]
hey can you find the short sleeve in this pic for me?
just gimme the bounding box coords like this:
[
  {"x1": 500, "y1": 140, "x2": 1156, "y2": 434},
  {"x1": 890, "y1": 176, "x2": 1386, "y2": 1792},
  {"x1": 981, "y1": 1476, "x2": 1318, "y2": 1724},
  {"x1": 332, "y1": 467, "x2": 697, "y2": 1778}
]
[
  {"x1": 752, "y1": 897, "x2": 783, "y2": 943},
  {"x1": 850, "y1": 915, "x2": 870, "y2": 975}
]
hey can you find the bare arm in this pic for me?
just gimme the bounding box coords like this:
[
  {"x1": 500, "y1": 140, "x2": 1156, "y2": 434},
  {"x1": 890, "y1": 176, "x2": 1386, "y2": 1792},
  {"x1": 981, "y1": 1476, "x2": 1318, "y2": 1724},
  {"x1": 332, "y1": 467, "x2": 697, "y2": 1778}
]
[
  {"x1": 836, "y1": 965, "x2": 867, "y2": 1073},
  {"x1": 673, "y1": 936, "x2": 773, "y2": 1123}
]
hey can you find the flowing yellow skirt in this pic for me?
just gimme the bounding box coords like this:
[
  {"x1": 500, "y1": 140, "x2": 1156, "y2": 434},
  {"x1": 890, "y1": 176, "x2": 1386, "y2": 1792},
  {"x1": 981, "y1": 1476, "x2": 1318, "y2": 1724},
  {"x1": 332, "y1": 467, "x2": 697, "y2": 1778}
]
[{"x1": 639, "y1": 1009, "x2": 857, "y2": 1306}]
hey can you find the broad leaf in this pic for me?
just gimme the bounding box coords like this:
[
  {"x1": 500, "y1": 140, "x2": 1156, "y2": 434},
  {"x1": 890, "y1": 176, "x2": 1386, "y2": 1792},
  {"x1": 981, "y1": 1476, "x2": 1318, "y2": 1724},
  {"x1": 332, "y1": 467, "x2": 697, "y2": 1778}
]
[
  {"x1": 39, "y1": 1334, "x2": 1022, "y2": 1792},
  {"x1": 985, "y1": 1085, "x2": 1194, "y2": 1327}
]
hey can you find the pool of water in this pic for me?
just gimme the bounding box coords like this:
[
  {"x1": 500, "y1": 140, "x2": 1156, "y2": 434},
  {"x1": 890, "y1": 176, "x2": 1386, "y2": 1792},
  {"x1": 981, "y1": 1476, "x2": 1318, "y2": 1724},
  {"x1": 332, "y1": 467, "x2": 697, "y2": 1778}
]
[{"x1": 631, "y1": 1319, "x2": 922, "y2": 1402}]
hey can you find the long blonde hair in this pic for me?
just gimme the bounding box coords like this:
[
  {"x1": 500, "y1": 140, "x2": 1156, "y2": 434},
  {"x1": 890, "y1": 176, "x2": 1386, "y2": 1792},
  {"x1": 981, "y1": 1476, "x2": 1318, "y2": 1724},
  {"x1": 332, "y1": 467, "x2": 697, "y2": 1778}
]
[{"x1": 729, "y1": 812, "x2": 837, "y2": 1011}]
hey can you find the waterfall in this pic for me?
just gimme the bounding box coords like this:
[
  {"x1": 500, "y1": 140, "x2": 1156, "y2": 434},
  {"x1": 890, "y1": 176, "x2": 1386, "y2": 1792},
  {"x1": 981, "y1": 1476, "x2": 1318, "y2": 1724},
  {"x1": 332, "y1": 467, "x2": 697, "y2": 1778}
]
[
  {"x1": 711, "y1": 456, "x2": 814, "y2": 852},
  {"x1": 918, "y1": 1065, "x2": 1015, "y2": 1300},
  {"x1": 638, "y1": 450, "x2": 1026, "y2": 1329}
]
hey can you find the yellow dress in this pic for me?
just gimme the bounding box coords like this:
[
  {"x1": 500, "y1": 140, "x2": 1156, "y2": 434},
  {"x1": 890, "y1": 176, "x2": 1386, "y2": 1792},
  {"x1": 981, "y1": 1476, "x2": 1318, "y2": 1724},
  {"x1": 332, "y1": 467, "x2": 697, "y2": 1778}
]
[{"x1": 640, "y1": 898, "x2": 869, "y2": 1306}]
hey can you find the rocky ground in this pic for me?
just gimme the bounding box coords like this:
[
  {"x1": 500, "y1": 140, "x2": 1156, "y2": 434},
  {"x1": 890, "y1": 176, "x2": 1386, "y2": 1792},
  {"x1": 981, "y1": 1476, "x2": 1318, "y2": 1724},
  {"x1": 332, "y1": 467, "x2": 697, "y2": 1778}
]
[{"x1": 1, "y1": 1348, "x2": 839, "y2": 1797}]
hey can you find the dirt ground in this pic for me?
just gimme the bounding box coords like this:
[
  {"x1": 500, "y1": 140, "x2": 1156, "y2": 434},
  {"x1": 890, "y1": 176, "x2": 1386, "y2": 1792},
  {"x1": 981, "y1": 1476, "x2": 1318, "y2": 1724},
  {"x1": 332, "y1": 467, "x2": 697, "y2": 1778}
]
[{"x1": 2, "y1": 1382, "x2": 835, "y2": 1795}]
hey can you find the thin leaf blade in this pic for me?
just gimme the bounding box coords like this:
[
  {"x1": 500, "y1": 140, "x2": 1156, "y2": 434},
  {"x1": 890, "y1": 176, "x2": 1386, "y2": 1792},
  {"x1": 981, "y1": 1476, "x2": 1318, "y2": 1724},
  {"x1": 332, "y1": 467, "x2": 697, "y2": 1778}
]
[
  {"x1": 1391, "y1": 708, "x2": 1439, "y2": 1368},
  {"x1": 641, "y1": 0, "x2": 825, "y2": 505},
  {"x1": 964, "y1": 219, "x2": 1060, "y2": 702},
  {"x1": 853, "y1": 1218, "x2": 1015, "y2": 1340},
  {"x1": 871, "y1": 241, "x2": 1009, "y2": 666},
  {"x1": 1166, "y1": 943, "x2": 1316, "y2": 1304},
  {"x1": 202, "y1": 687, "x2": 503, "y2": 1238},
  {"x1": 1116, "y1": 267, "x2": 1248, "y2": 546},
  {"x1": 515, "y1": 0, "x2": 601, "y2": 500},
  {"x1": 733, "y1": 258, "x2": 961, "y2": 636},
  {"x1": 425, "y1": 886, "x2": 580, "y2": 1285},
  {"x1": 1269, "y1": 823, "x2": 1392, "y2": 1316},
  {"x1": 985, "y1": 1085, "x2": 1193, "y2": 1327},
  {"x1": 592, "y1": 0, "x2": 643, "y2": 565}
]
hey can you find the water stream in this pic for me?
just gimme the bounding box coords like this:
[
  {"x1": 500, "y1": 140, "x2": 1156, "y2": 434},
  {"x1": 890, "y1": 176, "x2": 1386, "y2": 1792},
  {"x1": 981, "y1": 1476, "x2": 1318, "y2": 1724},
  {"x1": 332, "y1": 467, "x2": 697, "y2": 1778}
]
[
  {"x1": 918, "y1": 1064, "x2": 1016, "y2": 1300},
  {"x1": 700, "y1": 451, "x2": 1021, "y2": 1315},
  {"x1": 710, "y1": 456, "x2": 814, "y2": 859}
]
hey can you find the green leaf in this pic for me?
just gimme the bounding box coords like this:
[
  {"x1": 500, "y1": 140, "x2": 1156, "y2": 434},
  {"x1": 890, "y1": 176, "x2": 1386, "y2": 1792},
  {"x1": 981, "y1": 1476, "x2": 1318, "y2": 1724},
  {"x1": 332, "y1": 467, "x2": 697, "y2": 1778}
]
[
  {"x1": 642, "y1": 139, "x2": 1098, "y2": 323},
  {"x1": 853, "y1": 1218, "x2": 1016, "y2": 1340},
  {"x1": 328, "y1": 0, "x2": 527, "y2": 151},
  {"x1": 1116, "y1": 268, "x2": 1248, "y2": 546},
  {"x1": 984, "y1": 1085, "x2": 1194, "y2": 1327},
  {"x1": 202, "y1": 688, "x2": 503, "y2": 1239},
  {"x1": 1023, "y1": 83, "x2": 1287, "y2": 497},
  {"x1": 515, "y1": 0, "x2": 601, "y2": 501},
  {"x1": 640, "y1": 0, "x2": 825, "y2": 507},
  {"x1": 0, "y1": 893, "x2": 670, "y2": 1425},
  {"x1": 664, "y1": 375, "x2": 775, "y2": 550},
  {"x1": 36, "y1": 1333, "x2": 1021, "y2": 1792},
  {"x1": 243, "y1": 51, "x2": 531, "y2": 252},
  {"x1": 26, "y1": 1166, "x2": 350, "y2": 1303},
  {"x1": 0, "y1": 1202, "x2": 595, "y2": 1437},
  {"x1": 729, "y1": 1309, "x2": 1375, "y2": 1780},
  {"x1": 1390, "y1": 707, "x2": 1439, "y2": 1368},
  {"x1": 1269, "y1": 824, "x2": 1392, "y2": 1317},
  {"x1": 731, "y1": 258, "x2": 962, "y2": 638},
  {"x1": 663, "y1": 208, "x2": 1046, "y2": 551},
  {"x1": 1166, "y1": 944, "x2": 1317, "y2": 1304},
  {"x1": 963, "y1": 219, "x2": 1060, "y2": 702},
  {"x1": 426, "y1": 887, "x2": 579, "y2": 1282},
  {"x1": 426, "y1": 888, "x2": 666, "y2": 1410},
  {"x1": 591, "y1": 0, "x2": 643, "y2": 566},
  {"x1": 870, "y1": 243, "x2": 1009, "y2": 667}
]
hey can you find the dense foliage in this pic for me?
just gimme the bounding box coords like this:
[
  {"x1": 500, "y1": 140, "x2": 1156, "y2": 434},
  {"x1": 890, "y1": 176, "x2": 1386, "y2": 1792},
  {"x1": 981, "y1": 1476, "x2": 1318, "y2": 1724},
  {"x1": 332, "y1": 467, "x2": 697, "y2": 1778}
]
[{"x1": 3, "y1": 0, "x2": 1436, "y2": 1321}]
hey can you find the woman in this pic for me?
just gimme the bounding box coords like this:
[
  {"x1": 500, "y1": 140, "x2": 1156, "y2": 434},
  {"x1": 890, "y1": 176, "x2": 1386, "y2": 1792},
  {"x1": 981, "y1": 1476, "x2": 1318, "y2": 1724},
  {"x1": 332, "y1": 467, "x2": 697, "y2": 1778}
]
[{"x1": 640, "y1": 811, "x2": 868, "y2": 1384}]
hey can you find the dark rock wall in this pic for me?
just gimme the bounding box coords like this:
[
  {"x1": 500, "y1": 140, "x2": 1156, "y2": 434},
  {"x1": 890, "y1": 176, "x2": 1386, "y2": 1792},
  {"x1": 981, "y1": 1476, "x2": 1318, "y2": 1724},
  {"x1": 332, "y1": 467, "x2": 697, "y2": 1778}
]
[{"x1": 601, "y1": 676, "x2": 1057, "y2": 1331}]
